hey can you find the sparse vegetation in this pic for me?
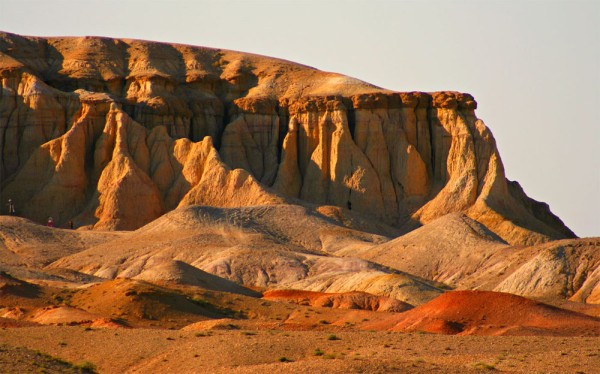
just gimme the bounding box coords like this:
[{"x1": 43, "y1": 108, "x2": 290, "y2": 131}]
[
  {"x1": 189, "y1": 296, "x2": 211, "y2": 308},
  {"x1": 473, "y1": 362, "x2": 496, "y2": 370},
  {"x1": 0, "y1": 326, "x2": 598, "y2": 373},
  {"x1": 73, "y1": 360, "x2": 97, "y2": 373},
  {"x1": 19, "y1": 349, "x2": 98, "y2": 373},
  {"x1": 278, "y1": 356, "x2": 291, "y2": 362},
  {"x1": 327, "y1": 334, "x2": 340, "y2": 341}
]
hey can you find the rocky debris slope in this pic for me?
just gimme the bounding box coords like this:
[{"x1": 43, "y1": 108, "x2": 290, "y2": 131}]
[
  {"x1": 131, "y1": 259, "x2": 260, "y2": 296},
  {"x1": 48, "y1": 205, "x2": 443, "y2": 305},
  {"x1": 0, "y1": 32, "x2": 574, "y2": 245},
  {"x1": 344, "y1": 213, "x2": 600, "y2": 303},
  {"x1": 0, "y1": 216, "x2": 122, "y2": 268},
  {"x1": 495, "y1": 238, "x2": 600, "y2": 304},
  {"x1": 331, "y1": 213, "x2": 510, "y2": 287}
]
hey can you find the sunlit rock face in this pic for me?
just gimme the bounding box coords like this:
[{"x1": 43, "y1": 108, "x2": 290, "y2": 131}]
[{"x1": 0, "y1": 32, "x2": 574, "y2": 244}]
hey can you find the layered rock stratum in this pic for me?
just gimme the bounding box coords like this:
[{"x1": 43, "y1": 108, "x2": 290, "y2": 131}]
[{"x1": 0, "y1": 32, "x2": 575, "y2": 245}]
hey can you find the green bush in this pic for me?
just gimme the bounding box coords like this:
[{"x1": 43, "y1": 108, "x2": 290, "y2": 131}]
[
  {"x1": 74, "y1": 360, "x2": 97, "y2": 373},
  {"x1": 189, "y1": 296, "x2": 211, "y2": 307},
  {"x1": 473, "y1": 362, "x2": 496, "y2": 371}
]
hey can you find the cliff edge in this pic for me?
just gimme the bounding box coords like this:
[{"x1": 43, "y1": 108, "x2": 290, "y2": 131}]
[{"x1": 0, "y1": 32, "x2": 574, "y2": 244}]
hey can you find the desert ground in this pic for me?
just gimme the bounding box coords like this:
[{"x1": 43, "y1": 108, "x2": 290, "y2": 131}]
[{"x1": 2, "y1": 327, "x2": 599, "y2": 373}]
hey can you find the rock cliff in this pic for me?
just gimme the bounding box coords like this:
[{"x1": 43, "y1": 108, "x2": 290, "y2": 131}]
[{"x1": 0, "y1": 32, "x2": 574, "y2": 244}]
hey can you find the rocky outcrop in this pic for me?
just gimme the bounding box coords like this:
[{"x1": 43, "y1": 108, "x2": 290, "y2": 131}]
[
  {"x1": 262, "y1": 289, "x2": 412, "y2": 312},
  {"x1": 346, "y1": 215, "x2": 600, "y2": 303},
  {"x1": 0, "y1": 32, "x2": 574, "y2": 244},
  {"x1": 0, "y1": 88, "x2": 281, "y2": 230},
  {"x1": 495, "y1": 238, "x2": 600, "y2": 303}
]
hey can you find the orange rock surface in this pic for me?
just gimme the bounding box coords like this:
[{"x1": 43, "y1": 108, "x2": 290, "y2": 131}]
[{"x1": 0, "y1": 32, "x2": 574, "y2": 244}]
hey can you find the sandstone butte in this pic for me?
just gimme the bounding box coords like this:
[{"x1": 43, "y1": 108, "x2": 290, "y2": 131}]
[{"x1": 0, "y1": 32, "x2": 575, "y2": 246}]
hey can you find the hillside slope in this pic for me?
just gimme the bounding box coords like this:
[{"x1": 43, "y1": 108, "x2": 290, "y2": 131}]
[
  {"x1": 345, "y1": 214, "x2": 600, "y2": 303},
  {"x1": 49, "y1": 205, "x2": 443, "y2": 305}
]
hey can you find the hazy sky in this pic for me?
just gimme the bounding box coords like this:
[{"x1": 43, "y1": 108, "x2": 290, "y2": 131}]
[{"x1": 1, "y1": 0, "x2": 598, "y2": 237}]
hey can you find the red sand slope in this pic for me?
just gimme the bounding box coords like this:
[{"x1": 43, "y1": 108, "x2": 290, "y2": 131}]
[{"x1": 365, "y1": 290, "x2": 600, "y2": 336}]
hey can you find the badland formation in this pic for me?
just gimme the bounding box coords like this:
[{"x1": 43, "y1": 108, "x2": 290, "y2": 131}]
[{"x1": 0, "y1": 32, "x2": 598, "y2": 373}]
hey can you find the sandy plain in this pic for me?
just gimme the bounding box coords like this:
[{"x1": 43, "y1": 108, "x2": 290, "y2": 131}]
[{"x1": 1, "y1": 326, "x2": 599, "y2": 374}]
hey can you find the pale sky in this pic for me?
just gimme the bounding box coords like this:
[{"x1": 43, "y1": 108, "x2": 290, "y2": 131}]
[{"x1": 1, "y1": 0, "x2": 598, "y2": 237}]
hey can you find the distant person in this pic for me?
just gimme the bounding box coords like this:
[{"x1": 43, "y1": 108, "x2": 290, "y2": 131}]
[
  {"x1": 69, "y1": 220, "x2": 74, "y2": 229},
  {"x1": 7, "y1": 199, "x2": 15, "y2": 215},
  {"x1": 47, "y1": 217, "x2": 54, "y2": 227},
  {"x1": 347, "y1": 201, "x2": 352, "y2": 210}
]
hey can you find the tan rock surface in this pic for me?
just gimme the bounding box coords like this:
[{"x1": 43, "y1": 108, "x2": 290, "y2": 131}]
[
  {"x1": 494, "y1": 238, "x2": 600, "y2": 303},
  {"x1": 132, "y1": 260, "x2": 259, "y2": 297},
  {"x1": 262, "y1": 289, "x2": 412, "y2": 312},
  {"x1": 0, "y1": 32, "x2": 575, "y2": 244},
  {"x1": 0, "y1": 216, "x2": 122, "y2": 268},
  {"x1": 48, "y1": 205, "x2": 442, "y2": 305},
  {"x1": 343, "y1": 213, "x2": 600, "y2": 302}
]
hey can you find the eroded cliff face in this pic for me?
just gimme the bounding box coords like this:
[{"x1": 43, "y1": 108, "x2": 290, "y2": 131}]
[{"x1": 0, "y1": 32, "x2": 574, "y2": 244}]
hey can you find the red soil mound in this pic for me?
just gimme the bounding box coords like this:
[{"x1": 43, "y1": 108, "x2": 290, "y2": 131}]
[
  {"x1": 89, "y1": 317, "x2": 129, "y2": 329},
  {"x1": 0, "y1": 317, "x2": 40, "y2": 328},
  {"x1": 367, "y1": 290, "x2": 600, "y2": 336},
  {"x1": 263, "y1": 289, "x2": 412, "y2": 312},
  {"x1": 69, "y1": 279, "x2": 227, "y2": 326},
  {"x1": 29, "y1": 306, "x2": 102, "y2": 325}
]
